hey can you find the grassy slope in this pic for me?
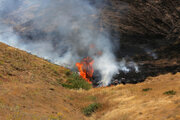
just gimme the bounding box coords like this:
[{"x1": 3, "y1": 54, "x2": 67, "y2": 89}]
[
  {"x1": 0, "y1": 42, "x2": 179, "y2": 120},
  {"x1": 0, "y1": 42, "x2": 96, "y2": 120},
  {"x1": 90, "y1": 73, "x2": 180, "y2": 120}
]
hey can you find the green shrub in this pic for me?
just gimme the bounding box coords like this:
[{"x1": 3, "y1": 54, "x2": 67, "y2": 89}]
[
  {"x1": 142, "y1": 88, "x2": 152, "y2": 92},
  {"x1": 163, "y1": 90, "x2": 176, "y2": 95},
  {"x1": 61, "y1": 72, "x2": 92, "y2": 90},
  {"x1": 82, "y1": 103, "x2": 100, "y2": 116}
]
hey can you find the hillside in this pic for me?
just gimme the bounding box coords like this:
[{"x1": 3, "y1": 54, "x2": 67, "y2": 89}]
[
  {"x1": 0, "y1": 42, "x2": 94, "y2": 120},
  {"x1": 99, "y1": 0, "x2": 180, "y2": 84},
  {"x1": 101, "y1": 0, "x2": 180, "y2": 58},
  {"x1": 3, "y1": 0, "x2": 179, "y2": 84},
  {"x1": 0, "y1": 0, "x2": 180, "y2": 119},
  {"x1": 0, "y1": 42, "x2": 180, "y2": 120}
]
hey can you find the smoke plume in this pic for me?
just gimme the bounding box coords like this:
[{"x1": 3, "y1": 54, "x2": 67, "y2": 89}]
[{"x1": 0, "y1": 0, "x2": 138, "y2": 86}]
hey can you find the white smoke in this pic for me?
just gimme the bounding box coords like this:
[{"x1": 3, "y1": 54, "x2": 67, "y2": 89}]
[
  {"x1": 0, "y1": 0, "x2": 137, "y2": 86},
  {"x1": 119, "y1": 58, "x2": 139, "y2": 73},
  {"x1": 144, "y1": 48, "x2": 158, "y2": 59}
]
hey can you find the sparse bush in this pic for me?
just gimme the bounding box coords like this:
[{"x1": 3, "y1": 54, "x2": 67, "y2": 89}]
[
  {"x1": 82, "y1": 103, "x2": 100, "y2": 116},
  {"x1": 61, "y1": 73, "x2": 92, "y2": 90},
  {"x1": 65, "y1": 71, "x2": 71, "y2": 76},
  {"x1": 163, "y1": 90, "x2": 176, "y2": 95},
  {"x1": 142, "y1": 88, "x2": 152, "y2": 92}
]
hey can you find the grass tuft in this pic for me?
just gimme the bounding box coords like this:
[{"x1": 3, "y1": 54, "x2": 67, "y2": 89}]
[
  {"x1": 163, "y1": 90, "x2": 176, "y2": 95},
  {"x1": 142, "y1": 88, "x2": 152, "y2": 92},
  {"x1": 82, "y1": 103, "x2": 100, "y2": 116}
]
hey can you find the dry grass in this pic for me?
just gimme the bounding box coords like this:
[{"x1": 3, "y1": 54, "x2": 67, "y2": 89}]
[
  {"x1": 0, "y1": 42, "x2": 180, "y2": 120},
  {"x1": 0, "y1": 42, "x2": 94, "y2": 120},
  {"x1": 88, "y1": 73, "x2": 180, "y2": 120}
]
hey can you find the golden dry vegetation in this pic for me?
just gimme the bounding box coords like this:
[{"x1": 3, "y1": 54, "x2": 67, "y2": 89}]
[
  {"x1": 89, "y1": 73, "x2": 180, "y2": 120},
  {"x1": 0, "y1": 42, "x2": 95, "y2": 120},
  {"x1": 0, "y1": 42, "x2": 180, "y2": 120}
]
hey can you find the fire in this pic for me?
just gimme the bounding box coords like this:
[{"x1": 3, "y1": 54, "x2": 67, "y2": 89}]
[{"x1": 76, "y1": 57, "x2": 94, "y2": 84}]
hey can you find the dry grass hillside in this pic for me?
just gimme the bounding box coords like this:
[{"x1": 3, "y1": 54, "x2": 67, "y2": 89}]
[
  {"x1": 89, "y1": 73, "x2": 180, "y2": 120},
  {"x1": 0, "y1": 42, "x2": 180, "y2": 120},
  {"x1": 0, "y1": 42, "x2": 95, "y2": 120},
  {"x1": 0, "y1": 0, "x2": 180, "y2": 120}
]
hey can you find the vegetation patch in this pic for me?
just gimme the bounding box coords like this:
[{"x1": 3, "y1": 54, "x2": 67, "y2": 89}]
[
  {"x1": 82, "y1": 103, "x2": 101, "y2": 116},
  {"x1": 142, "y1": 88, "x2": 152, "y2": 92},
  {"x1": 61, "y1": 72, "x2": 92, "y2": 90},
  {"x1": 65, "y1": 70, "x2": 71, "y2": 76},
  {"x1": 48, "y1": 112, "x2": 63, "y2": 120},
  {"x1": 163, "y1": 90, "x2": 176, "y2": 95}
]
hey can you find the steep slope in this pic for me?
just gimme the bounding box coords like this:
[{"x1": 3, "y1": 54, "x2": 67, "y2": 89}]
[
  {"x1": 1, "y1": 0, "x2": 179, "y2": 84},
  {"x1": 0, "y1": 42, "x2": 180, "y2": 120},
  {"x1": 101, "y1": 0, "x2": 180, "y2": 58},
  {"x1": 0, "y1": 0, "x2": 180, "y2": 119},
  {"x1": 0, "y1": 42, "x2": 95, "y2": 120},
  {"x1": 100, "y1": 0, "x2": 180, "y2": 84}
]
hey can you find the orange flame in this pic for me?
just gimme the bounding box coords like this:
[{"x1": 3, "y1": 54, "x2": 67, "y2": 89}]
[{"x1": 76, "y1": 57, "x2": 94, "y2": 84}]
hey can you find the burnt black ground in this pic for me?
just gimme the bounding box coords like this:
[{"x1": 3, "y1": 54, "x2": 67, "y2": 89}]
[
  {"x1": 111, "y1": 62, "x2": 180, "y2": 85},
  {"x1": 92, "y1": 42, "x2": 180, "y2": 87},
  {"x1": 110, "y1": 42, "x2": 180, "y2": 86}
]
